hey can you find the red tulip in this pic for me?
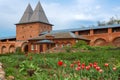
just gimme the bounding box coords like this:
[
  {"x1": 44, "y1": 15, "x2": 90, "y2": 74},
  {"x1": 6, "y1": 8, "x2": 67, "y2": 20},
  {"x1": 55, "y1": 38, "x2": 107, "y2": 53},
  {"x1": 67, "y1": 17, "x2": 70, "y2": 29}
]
[
  {"x1": 75, "y1": 67, "x2": 81, "y2": 71},
  {"x1": 86, "y1": 66, "x2": 90, "y2": 70},
  {"x1": 89, "y1": 63, "x2": 93, "y2": 67},
  {"x1": 113, "y1": 67, "x2": 117, "y2": 71},
  {"x1": 82, "y1": 63, "x2": 85, "y2": 66},
  {"x1": 58, "y1": 60, "x2": 63, "y2": 66},
  {"x1": 93, "y1": 64, "x2": 97, "y2": 68},
  {"x1": 104, "y1": 63, "x2": 109, "y2": 67},
  {"x1": 96, "y1": 66, "x2": 100, "y2": 71},
  {"x1": 81, "y1": 65, "x2": 85, "y2": 70},
  {"x1": 70, "y1": 64, "x2": 74, "y2": 68},
  {"x1": 99, "y1": 69, "x2": 103, "y2": 73},
  {"x1": 78, "y1": 63, "x2": 81, "y2": 66}
]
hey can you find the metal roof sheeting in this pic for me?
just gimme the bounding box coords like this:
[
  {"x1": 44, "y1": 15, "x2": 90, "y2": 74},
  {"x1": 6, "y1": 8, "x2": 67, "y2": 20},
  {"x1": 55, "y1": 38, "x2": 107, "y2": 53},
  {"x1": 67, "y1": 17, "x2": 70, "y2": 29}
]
[
  {"x1": 56, "y1": 24, "x2": 120, "y2": 32},
  {"x1": 40, "y1": 24, "x2": 120, "y2": 35},
  {"x1": 30, "y1": 32, "x2": 89, "y2": 41},
  {"x1": 0, "y1": 36, "x2": 16, "y2": 40},
  {"x1": 19, "y1": 4, "x2": 33, "y2": 23}
]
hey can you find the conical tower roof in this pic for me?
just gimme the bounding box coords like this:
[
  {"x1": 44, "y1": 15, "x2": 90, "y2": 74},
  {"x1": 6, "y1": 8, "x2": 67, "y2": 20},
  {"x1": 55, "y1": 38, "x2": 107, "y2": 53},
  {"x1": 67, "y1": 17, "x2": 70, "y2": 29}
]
[
  {"x1": 29, "y1": 1, "x2": 50, "y2": 24},
  {"x1": 19, "y1": 4, "x2": 33, "y2": 23}
]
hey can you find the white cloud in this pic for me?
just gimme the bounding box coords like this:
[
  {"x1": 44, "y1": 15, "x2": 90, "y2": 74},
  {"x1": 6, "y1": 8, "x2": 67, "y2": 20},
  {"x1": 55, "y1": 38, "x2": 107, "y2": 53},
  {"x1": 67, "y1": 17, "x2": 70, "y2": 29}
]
[
  {"x1": 0, "y1": 0, "x2": 120, "y2": 34},
  {"x1": 95, "y1": 5, "x2": 101, "y2": 9},
  {"x1": 76, "y1": 0, "x2": 95, "y2": 4},
  {"x1": 42, "y1": 0, "x2": 104, "y2": 29}
]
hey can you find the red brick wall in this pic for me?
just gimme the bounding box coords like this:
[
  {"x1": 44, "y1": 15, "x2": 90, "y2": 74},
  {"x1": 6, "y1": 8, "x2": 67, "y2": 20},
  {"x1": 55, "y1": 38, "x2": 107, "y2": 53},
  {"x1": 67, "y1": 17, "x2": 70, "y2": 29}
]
[
  {"x1": 28, "y1": 39, "x2": 78, "y2": 53},
  {"x1": 16, "y1": 22, "x2": 52, "y2": 41},
  {"x1": 0, "y1": 41, "x2": 16, "y2": 54},
  {"x1": 74, "y1": 28, "x2": 120, "y2": 46}
]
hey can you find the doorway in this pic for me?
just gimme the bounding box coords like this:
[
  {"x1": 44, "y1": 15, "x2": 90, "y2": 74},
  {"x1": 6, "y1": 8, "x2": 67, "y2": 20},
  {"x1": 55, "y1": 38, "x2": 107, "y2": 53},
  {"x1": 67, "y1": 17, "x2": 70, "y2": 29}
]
[{"x1": 40, "y1": 45, "x2": 43, "y2": 52}]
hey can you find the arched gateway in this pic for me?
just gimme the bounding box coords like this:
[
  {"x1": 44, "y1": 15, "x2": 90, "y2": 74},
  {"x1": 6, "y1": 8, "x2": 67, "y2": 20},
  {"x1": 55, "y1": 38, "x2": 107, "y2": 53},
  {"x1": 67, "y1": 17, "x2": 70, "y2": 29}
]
[{"x1": 21, "y1": 43, "x2": 28, "y2": 53}]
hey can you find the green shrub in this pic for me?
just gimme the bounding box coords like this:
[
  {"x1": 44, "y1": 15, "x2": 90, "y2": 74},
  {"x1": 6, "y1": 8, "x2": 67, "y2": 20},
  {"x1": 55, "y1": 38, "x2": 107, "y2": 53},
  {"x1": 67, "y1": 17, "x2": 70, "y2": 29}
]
[
  {"x1": 64, "y1": 46, "x2": 71, "y2": 52},
  {"x1": 16, "y1": 47, "x2": 23, "y2": 54}
]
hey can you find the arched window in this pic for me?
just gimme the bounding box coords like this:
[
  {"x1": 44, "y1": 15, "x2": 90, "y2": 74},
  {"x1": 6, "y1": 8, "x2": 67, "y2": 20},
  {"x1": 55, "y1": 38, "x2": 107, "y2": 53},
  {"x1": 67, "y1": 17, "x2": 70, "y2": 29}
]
[
  {"x1": 94, "y1": 38, "x2": 107, "y2": 46},
  {"x1": 9, "y1": 45, "x2": 15, "y2": 53},
  {"x1": 1, "y1": 46, "x2": 7, "y2": 54},
  {"x1": 112, "y1": 37, "x2": 120, "y2": 47}
]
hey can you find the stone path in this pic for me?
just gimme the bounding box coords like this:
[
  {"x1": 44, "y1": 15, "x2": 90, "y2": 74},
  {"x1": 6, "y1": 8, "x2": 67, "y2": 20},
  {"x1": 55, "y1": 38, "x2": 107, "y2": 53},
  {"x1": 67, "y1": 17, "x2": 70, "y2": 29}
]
[{"x1": 0, "y1": 62, "x2": 6, "y2": 80}]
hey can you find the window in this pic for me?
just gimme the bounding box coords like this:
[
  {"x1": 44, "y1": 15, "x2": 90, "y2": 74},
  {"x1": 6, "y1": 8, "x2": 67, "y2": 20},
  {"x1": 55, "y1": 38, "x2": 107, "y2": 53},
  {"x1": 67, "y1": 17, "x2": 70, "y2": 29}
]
[
  {"x1": 61, "y1": 44, "x2": 64, "y2": 48},
  {"x1": 31, "y1": 45, "x2": 34, "y2": 50},
  {"x1": 56, "y1": 44, "x2": 58, "y2": 47},
  {"x1": 76, "y1": 40, "x2": 78, "y2": 43},
  {"x1": 94, "y1": 29, "x2": 108, "y2": 34},
  {"x1": 35, "y1": 45, "x2": 37, "y2": 50},
  {"x1": 22, "y1": 36, "x2": 24, "y2": 38},
  {"x1": 78, "y1": 30, "x2": 90, "y2": 35},
  {"x1": 30, "y1": 26, "x2": 32, "y2": 28},
  {"x1": 112, "y1": 27, "x2": 120, "y2": 33}
]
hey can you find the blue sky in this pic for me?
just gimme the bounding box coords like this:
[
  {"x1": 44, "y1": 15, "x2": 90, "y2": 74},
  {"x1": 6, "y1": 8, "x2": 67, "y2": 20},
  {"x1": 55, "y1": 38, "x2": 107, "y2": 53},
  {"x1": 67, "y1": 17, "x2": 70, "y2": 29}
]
[{"x1": 0, "y1": 0, "x2": 120, "y2": 37}]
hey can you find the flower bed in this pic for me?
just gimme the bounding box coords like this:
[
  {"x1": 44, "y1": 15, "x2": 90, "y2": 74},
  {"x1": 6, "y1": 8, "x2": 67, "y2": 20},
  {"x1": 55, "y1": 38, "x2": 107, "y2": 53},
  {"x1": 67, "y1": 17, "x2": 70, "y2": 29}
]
[{"x1": 0, "y1": 49, "x2": 120, "y2": 80}]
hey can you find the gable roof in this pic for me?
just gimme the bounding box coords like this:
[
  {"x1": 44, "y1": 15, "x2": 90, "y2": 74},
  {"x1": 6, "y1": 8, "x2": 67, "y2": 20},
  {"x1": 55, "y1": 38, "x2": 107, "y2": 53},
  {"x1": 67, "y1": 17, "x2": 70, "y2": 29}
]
[
  {"x1": 19, "y1": 4, "x2": 33, "y2": 23},
  {"x1": 29, "y1": 32, "x2": 89, "y2": 41},
  {"x1": 29, "y1": 1, "x2": 50, "y2": 24}
]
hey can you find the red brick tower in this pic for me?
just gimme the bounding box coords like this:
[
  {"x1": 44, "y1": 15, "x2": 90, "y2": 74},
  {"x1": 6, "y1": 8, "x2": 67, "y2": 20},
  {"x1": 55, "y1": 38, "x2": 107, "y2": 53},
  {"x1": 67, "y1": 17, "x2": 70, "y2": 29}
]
[{"x1": 16, "y1": 2, "x2": 52, "y2": 41}]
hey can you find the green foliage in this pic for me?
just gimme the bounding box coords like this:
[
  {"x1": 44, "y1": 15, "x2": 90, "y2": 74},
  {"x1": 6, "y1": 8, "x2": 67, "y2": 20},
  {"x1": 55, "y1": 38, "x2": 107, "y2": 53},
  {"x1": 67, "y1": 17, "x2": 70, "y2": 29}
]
[
  {"x1": 16, "y1": 47, "x2": 23, "y2": 54},
  {"x1": 19, "y1": 60, "x2": 40, "y2": 76},
  {"x1": 72, "y1": 40, "x2": 116, "y2": 51},
  {"x1": 64, "y1": 46, "x2": 71, "y2": 52},
  {"x1": 72, "y1": 40, "x2": 90, "y2": 51},
  {"x1": 0, "y1": 49, "x2": 120, "y2": 79},
  {"x1": 73, "y1": 40, "x2": 87, "y2": 48}
]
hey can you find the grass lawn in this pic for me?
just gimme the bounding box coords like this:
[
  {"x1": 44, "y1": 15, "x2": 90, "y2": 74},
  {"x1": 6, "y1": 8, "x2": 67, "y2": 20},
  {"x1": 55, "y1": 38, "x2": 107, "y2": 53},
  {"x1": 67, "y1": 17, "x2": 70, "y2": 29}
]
[{"x1": 0, "y1": 49, "x2": 120, "y2": 80}]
